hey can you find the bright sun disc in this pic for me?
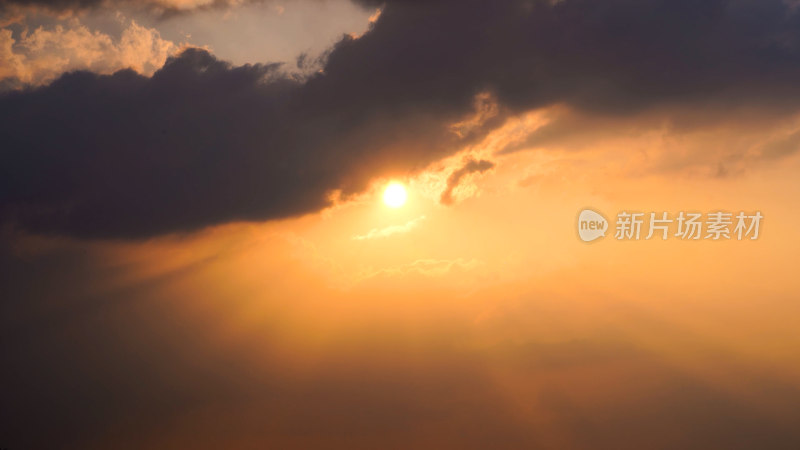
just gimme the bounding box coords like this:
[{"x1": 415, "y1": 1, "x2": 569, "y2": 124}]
[{"x1": 383, "y1": 182, "x2": 407, "y2": 208}]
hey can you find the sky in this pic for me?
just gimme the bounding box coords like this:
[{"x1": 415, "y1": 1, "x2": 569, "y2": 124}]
[{"x1": 2, "y1": 0, "x2": 800, "y2": 448}]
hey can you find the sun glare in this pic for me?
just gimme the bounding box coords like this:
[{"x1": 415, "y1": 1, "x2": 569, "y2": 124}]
[{"x1": 383, "y1": 182, "x2": 407, "y2": 208}]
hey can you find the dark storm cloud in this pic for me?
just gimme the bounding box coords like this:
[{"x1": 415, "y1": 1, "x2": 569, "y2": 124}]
[
  {"x1": 440, "y1": 158, "x2": 495, "y2": 205},
  {"x1": 4, "y1": 0, "x2": 800, "y2": 238},
  {"x1": 0, "y1": 47, "x2": 480, "y2": 238}
]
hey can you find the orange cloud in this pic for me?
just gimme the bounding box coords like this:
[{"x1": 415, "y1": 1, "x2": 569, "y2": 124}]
[{"x1": 0, "y1": 18, "x2": 178, "y2": 85}]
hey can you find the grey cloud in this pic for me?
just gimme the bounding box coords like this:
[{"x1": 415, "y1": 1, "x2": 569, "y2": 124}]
[
  {"x1": 0, "y1": 46, "x2": 477, "y2": 238},
  {"x1": 439, "y1": 158, "x2": 495, "y2": 205}
]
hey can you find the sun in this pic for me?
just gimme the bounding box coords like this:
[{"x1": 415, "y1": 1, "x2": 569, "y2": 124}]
[{"x1": 383, "y1": 182, "x2": 407, "y2": 208}]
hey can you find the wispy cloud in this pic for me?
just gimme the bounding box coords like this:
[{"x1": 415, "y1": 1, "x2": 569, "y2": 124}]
[
  {"x1": 358, "y1": 257, "x2": 483, "y2": 280},
  {"x1": 440, "y1": 158, "x2": 495, "y2": 205},
  {"x1": 352, "y1": 216, "x2": 426, "y2": 241}
]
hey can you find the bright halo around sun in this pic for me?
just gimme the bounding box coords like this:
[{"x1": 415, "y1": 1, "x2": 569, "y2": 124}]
[{"x1": 383, "y1": 182, "x2": 408, "y2": 208}]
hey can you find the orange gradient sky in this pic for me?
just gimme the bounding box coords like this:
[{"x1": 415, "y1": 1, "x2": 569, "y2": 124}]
[{"x1": 4, "y1": 1, "x2": 800, "y2": 448}]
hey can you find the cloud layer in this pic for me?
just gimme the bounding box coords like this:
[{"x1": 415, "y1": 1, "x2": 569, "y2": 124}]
[{"x1": 3, "y1": 0, "x2": 800, "y2": 238}]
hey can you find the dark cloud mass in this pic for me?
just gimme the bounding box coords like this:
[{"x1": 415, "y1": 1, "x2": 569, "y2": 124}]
[
  {"x1": 440, "y1": 158, "x2": 495, "y2": 205},
  {"x1": 3, "y1": 0, "x2": 800, "y2": 238}
]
